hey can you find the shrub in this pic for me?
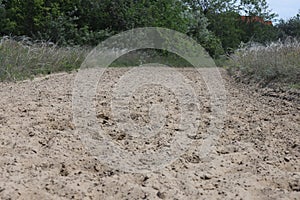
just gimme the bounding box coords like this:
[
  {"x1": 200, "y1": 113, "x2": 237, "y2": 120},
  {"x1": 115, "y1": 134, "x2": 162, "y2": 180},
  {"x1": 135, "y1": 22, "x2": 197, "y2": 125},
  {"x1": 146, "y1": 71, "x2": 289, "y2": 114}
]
[{"x1": 277, "y1": 11, "x2": 300, "y2": 40}]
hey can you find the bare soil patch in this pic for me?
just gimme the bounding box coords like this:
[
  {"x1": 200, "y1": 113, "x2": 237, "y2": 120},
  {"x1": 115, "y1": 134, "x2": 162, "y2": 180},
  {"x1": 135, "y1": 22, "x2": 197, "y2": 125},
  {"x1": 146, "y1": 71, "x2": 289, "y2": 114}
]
[{"x1": 0, "y1": 68, "x2": 299, "y2": 199}]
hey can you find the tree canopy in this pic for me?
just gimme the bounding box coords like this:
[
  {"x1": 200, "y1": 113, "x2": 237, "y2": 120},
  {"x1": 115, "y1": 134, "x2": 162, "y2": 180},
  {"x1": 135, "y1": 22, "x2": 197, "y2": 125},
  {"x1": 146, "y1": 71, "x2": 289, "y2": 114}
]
[{"x1": 0, "y1": 0, "x2": 298, "y2": 57}]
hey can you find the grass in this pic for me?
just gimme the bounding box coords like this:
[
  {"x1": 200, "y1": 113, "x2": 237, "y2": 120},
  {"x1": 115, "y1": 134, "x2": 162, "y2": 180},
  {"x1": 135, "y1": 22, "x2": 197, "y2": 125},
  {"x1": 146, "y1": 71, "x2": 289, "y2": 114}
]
[
  {"x1": 0, "y1": 37, "x2": 195, "y2": 82},
  {"x1": 227, "y1": 38, "x2": 300, "y2": 86},
  {"x1": 290, "y1": 83, "x2": 300, "y2": 89},
  {"x1": 2, "y1": 35, "x2": 299, "y2": 85},
  {"x1": 0, "y1": 37, "x2": 89, "y2": 81}
]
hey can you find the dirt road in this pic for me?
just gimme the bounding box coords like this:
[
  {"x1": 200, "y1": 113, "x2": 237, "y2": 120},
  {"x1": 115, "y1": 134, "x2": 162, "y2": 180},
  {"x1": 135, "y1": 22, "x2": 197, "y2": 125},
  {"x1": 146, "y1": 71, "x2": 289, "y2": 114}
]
[{"x1": 0, "y1": 67, "x2": 299, "y2": 199}]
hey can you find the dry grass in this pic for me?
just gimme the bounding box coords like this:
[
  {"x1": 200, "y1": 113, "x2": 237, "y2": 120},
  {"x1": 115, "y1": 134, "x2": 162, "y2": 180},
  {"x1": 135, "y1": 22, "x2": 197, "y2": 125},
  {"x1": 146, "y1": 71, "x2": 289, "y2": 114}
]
[{"x1": 227, "y1": 38, "x2": 300, "y2": 86}]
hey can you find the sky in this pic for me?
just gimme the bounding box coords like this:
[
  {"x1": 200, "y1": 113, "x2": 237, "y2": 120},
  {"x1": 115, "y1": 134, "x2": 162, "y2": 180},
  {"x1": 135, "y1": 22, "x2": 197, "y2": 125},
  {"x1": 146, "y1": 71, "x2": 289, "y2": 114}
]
[{"x1": 267, "y1": 0, "x2": 299, "y2": 21}]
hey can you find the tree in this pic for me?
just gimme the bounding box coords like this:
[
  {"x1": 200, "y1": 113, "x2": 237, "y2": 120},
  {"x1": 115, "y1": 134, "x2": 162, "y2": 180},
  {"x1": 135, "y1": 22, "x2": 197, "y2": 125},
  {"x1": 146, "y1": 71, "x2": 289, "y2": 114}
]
[
  {"x1": 184, "y1": 0, "x2": 278, "y2": 52},
  {"x1": 0, "y1": 0, "x2": 191, "y2": 45},
  {"x1": 184, "y1": 0, "x2": 239, "y2": 14},
  {"x1": 237, "y1": 0, "x2": 278, "y2": 44},
  {"x1": 98, "y1": 0, "x2": 189, "y2": 32},
  {"x1": 187, "y1": 10, "x2": 224, "y2": 57},
  {"x1": 239, "y1": 19, "x2": 278, "y2": 44},
  {"x1": 240, "y1": 0, "x2": 277, "y2": 20},
  {"x1": 203, "y1": 9, "x2": 245, "y2": 51},
  {"x1": 0, "y1": 0, "x2": 280, "y2": 50},
  {"x1": 0, "y1": 0, "x2": 6, "y2": 34},
  {"x1": 3, "y1": 0, "x2": 47, "y2": 36},
  {"x1": 277, "y1": 10, "x2": 300, "y2": 39}
]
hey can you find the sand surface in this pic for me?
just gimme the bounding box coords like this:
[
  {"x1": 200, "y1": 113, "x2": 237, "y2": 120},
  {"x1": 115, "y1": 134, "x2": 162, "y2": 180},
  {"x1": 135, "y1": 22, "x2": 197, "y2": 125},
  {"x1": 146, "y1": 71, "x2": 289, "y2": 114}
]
[{"x1": 0, "y1": 67, "x2": 299, "y2": 199}]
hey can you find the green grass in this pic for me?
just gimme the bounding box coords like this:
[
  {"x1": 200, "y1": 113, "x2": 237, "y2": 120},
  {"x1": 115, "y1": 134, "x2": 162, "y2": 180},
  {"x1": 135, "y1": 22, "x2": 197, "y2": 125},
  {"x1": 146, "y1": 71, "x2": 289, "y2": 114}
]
[
  {"x1": 0, "y1": 37, "x2": 218, "y2": 82},
  {"x1": 0, "y1": 38, "x2": 196, "y2": 82},
  {"x1": 290, "y1": 83, "x2": 300, "y2": 89},
  {"x1": 227, "y1": 39, "x2": 300, "y2": 86},
  {"x1": 0, "y1": 37, "x2": 89, "y2": 81}
]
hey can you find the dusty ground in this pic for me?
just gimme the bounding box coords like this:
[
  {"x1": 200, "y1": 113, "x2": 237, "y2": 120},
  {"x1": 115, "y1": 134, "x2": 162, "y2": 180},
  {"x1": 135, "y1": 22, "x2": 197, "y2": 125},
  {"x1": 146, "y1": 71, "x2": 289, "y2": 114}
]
[{"x1": 0, "y1": 67, "x2": 299, "y2": 200}]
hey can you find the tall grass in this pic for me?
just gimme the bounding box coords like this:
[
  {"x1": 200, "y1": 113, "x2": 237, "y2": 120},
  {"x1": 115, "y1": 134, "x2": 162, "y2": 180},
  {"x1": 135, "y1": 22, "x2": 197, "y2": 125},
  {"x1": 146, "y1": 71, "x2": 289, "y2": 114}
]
[
  {"x1": 228, "y1": 38, "x2": 300, "y2": 86},
  {"x1": 0, "y1": 37, "x2": 194, "y2": 82},
  {"x1": 0, "y1": 37, "x2": 89, "y2": 81}
]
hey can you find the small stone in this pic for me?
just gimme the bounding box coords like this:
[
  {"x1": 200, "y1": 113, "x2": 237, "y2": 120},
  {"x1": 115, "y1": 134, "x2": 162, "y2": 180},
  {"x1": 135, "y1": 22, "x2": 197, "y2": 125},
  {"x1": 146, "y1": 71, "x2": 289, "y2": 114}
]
[
  {"x1": 94, "y1": 164, "x2": 101, "y2": 172},
  {"x1": 256, "y1": 127, "x2": 262, "y2": 132},
  {"x1": 157, "y1": 191, "x2": 166, "y2": 199},
  {"x1": 284, "y1": 157, "x2": 290, "y2": 162},
  {"x1": 29, "y1": 132, "x2": 35, "y2": 137},
  {"x1": 201, "y1": 173, "x2": 213, "y2": 180},
  {"x1": 285, "y1": 151, "x2": 289, "y2": 154}
]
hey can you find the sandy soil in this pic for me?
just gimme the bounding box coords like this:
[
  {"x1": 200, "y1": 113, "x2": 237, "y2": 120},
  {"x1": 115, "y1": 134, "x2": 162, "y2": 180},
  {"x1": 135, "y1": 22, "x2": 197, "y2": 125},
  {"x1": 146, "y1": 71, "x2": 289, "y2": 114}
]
[{"x1": 0, "y1": 67, "x2": 299, "y2": 200}]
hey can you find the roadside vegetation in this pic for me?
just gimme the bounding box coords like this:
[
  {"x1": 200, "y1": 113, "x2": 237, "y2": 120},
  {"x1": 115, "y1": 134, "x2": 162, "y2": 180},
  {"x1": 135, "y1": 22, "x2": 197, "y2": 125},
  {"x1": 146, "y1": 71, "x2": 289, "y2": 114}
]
[
  {"x1": 227, "y1": 12, "x2": 300, "y2": 87},
  {"x1": 0, "y1": 0, "x2": 299, "y2": 86},
  {"x1": 0, "y1": 37, "x2": 88, "y2": 81},
  {"x1": 227, "y1": 39, "x2": 300, "y2": 86}
]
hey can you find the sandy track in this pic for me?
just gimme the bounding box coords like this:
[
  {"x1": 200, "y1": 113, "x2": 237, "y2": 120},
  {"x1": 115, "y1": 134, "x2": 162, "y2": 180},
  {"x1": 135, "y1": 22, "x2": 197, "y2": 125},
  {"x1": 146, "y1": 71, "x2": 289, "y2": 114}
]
[{"x1": 0, "y1": 67, "x2": 299, "y2": 199}]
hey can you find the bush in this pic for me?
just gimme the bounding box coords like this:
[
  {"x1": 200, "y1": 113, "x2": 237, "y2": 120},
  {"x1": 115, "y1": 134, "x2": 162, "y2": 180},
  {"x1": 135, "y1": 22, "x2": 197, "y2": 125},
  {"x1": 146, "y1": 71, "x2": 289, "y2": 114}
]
[
  {"x1": 111, "y1": 49, "x2": 192, "y2": 67},
  {"x1": 277, "y1": 11, "x2": 300, "y2": 40}
]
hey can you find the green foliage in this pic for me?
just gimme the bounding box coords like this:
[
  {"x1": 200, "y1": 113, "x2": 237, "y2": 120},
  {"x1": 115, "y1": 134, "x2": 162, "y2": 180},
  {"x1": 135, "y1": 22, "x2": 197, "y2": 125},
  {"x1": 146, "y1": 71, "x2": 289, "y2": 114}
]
[
  {"x1": 1, "y1": 0, "x2": 300, "y2": 79},
  {"x1": 186, "y1": 8, "x2": 224, "y2": 57},
  {"x1": 0, "y1": 1, "x2": 5, "y2": 31},
  {"x1": 277, "y1": 10, "x2": 300, "y2": 40},
  {"x1": 206, "y1": 11, "x2": 242, "y2": 51},
  {"x1": 0, "y1": 0, "x2": 190, "y2": 45},
  {"x1": 110, "y1": 49, "x2": 192, "y2": 67},
  {"x1": 99, "y1": 0, "x2": 189, "y2": 32},
  {"x1": 238, "y1": 20, "x2": 278, "y2": 44},
  {"x1": 184, "y1": 0, "x2": 238, "y2": 14},
  {"x1": 240, "y1": 0, "x2": 277, "y2": 20},
  {"x1": 1, "y1": 0, "x2": 114, "y2": 45},
  {"x1": 184, "y1": 0, "x2": 278, "y2": 53}
]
